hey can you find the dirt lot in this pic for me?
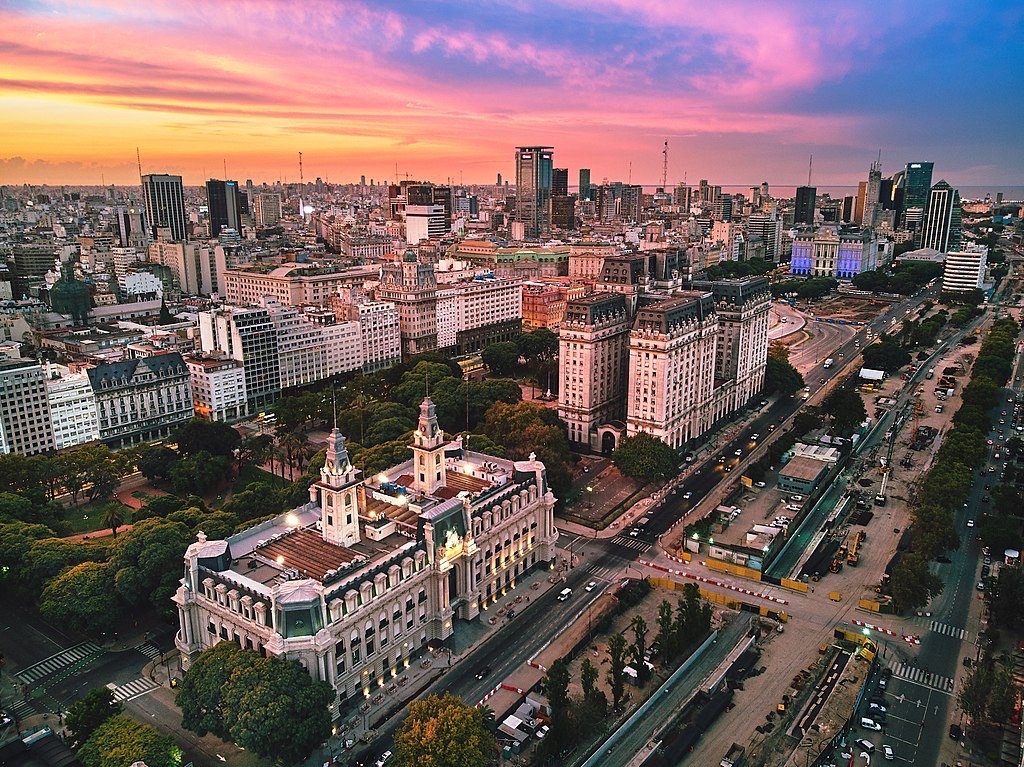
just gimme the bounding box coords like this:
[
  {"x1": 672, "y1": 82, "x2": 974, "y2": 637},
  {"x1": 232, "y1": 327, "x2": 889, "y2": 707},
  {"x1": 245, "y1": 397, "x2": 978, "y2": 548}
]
[{"x1": 814, "y1": 295, "x2": 896, "y2": 322}]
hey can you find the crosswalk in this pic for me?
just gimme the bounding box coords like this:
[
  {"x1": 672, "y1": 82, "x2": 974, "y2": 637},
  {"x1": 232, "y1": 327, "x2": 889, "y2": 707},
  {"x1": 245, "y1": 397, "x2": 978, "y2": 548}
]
[
  {"x1": 887, "y1": 660, "x2": 955, "y2": 693},
  {"x1": 107, "y1": 677, "x2": 160, "y2": 703},
  {"x1": 927, "y1": 620, "x2": 969, "y2": 640},
  {"x1": 134, "y1": 642, "x2": 161, "y2": 660},
  {"x1": 15, "y1": 642, "x2": 103, "y2": 684},
  {"x1": 6, "y1": 698, "x2": 36, "y2": 721},
  {"x1": 584, "y1": 564, "x2": 619, "y2": 580},
  {"x1": 610, "y1": 536, "x2": 651, "y2": 552}
]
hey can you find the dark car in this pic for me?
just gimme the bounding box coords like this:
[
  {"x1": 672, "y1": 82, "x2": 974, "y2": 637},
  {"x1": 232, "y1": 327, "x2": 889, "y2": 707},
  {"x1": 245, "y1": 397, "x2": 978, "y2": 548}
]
[
  {"x1": 475, "y1": 666, "x2": 491, "y2": 680},
  {"x1": 950, "y1": 724, "x2": 963, "y2": 740}
]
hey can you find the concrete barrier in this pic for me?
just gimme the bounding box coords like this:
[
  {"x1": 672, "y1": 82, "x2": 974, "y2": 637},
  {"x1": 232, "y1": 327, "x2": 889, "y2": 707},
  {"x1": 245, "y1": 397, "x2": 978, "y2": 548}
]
[
  {"x1": 705, "y1": 558, "x2": 763, "y2": 582},
  {"x1": 780, "y1": 577, "x2": 809, "y2": 593}
]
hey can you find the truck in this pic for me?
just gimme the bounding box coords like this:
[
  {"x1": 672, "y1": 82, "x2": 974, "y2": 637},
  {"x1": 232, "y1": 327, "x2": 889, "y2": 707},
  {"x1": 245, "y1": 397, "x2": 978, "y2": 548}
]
[
  {"x1": 720, "y1": 743, "x2": 746, "y2": 767},
  {"x1": 926, "y1": 368, "x2": 935, "y2": 379},
  {"x1": 823, "y1": 358, "x2": 834, "y2": 369}
]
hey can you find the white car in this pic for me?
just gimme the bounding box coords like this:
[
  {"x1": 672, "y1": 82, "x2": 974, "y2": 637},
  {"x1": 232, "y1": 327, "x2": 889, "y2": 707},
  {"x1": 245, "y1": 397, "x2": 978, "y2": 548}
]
[
  {"x1": 375, "y1": 751, "x2": 393, "y2": 767},
  {"x1": 682, "y1": 491, "x2": 693, "y2": 500},
  {"x1": 755, "y1": 481, "x2": 767, "y2": 488},
  {"x1": 585, "y1": 581, "x2": 598, "y2": 592},
  {"x1": 967, "y1": 519, "x2": 975, "y2": 528},
  {"x1": 882, "y1": 744, "x2": 895, "y2": 760}
]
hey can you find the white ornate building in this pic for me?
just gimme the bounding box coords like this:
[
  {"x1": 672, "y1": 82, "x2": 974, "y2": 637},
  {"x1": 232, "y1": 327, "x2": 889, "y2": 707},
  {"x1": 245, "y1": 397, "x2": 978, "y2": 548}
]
[{"x1": 174, "y1": 397, "x2": 557, "y2": 718}]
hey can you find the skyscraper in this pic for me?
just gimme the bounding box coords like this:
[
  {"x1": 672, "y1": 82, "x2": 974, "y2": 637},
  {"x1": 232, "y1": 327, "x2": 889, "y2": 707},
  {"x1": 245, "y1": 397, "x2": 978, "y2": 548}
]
[
  {"x1": 142, "y1": 174, "x2": 188, "y2": 242},
  {"x1": 552, "y1": 168, "x2": 568, "y2": 197},
  {"x1": 921, "y1": 180, "x2": 962, "y2": 252},
  {"x1": 903, "y1": 162, "x2": 934, "y2": 220},
  {"x1": 862, "y1": 160, "x2": 882, "y2": 228},
  {"x1": 794, "y1": 186, "x2": 816, "y2": 226},
  {"x1": 515, "y1": 146, "x2": 554, "y2": 240},
  {"x1": 206, "y1": 179, "x2": 245, "y2": 237},
  {"x1": 579, "y1": 168, "x2": 591, "y2": 201}
]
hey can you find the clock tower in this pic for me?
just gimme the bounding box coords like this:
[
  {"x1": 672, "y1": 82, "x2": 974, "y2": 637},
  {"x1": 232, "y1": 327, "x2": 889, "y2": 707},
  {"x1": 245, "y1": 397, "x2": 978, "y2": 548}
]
[
  {"x1": 412, "y1": 396, "x2": 447, "y2": 496},
  {"x1": 311, "y1": 426, "x2": 363, "y2": 547}
]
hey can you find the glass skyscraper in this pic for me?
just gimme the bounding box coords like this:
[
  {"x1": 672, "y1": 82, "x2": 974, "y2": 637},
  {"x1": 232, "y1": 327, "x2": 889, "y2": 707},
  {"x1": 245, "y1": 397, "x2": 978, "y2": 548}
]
[{"x1": 515, "y1": 146, "x2": 553, "y2": 240}]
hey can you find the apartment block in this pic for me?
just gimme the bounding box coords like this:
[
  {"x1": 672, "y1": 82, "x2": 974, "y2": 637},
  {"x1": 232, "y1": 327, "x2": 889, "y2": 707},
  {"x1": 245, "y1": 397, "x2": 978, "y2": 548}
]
[
  {"x1": 0, "y1": 358, "x2": 57, "y2": 455},
  {"x1": 44, "y1": 364, "x2": 100, "y2": 449},
  {"x1": 88, "y1": 352, "x2": 194, "y2": 447},
  {"x1": 187, "y1": 354, "x2": 249, "y2": 422},
  {"x1": 435, "y1": 276, "x2": 522, "y2": 354},
  {"x1": 223, "y1": 263, "x2": 380, "y2": 307},
  {"x1": 377, "y1": 252, "x2": 438, "y2": 357}
]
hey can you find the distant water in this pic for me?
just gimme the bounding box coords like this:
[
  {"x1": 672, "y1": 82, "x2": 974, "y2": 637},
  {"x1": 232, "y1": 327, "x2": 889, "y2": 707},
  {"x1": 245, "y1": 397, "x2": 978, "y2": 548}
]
[{"x1": 617, "y1": 185, "x2": 1024, "y2": 202}]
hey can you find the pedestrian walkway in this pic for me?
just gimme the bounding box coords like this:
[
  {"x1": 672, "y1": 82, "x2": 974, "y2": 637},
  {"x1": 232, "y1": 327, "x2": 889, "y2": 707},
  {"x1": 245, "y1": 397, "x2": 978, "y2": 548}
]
[
  {"x1": 609, "y1": 536, "x2": 651, "y2": 552},
  {"x1": 133, "y1": 642, "x2": 161, "y2": 660},
  {"x1": 925, "y1": 620, "x2": 969, "y2": 640},
  {"x1": 7, "y1": 698, "x2": 36, "y2": 720},
  {"x1": 584, "y1": 563, "x2": 621, "y2": 580},
  {"x1": 15, "y1": 642, "x2": 103, "y2": 684},
  {"x1": 886, "y1": 659, "x2": 955, "y2": 693},
  {"x1": 108, "y1": 677, "x2": 160, "y2": 703}
]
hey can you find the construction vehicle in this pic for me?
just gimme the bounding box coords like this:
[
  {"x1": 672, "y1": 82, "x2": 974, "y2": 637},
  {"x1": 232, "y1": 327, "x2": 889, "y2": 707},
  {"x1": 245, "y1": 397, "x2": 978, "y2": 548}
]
[
  {"x1": 847, "y1": 531, "x2": 865, "y2": 567},
  {"x1": 720, "y1": 743, "x2": 746, "y2": 767}
]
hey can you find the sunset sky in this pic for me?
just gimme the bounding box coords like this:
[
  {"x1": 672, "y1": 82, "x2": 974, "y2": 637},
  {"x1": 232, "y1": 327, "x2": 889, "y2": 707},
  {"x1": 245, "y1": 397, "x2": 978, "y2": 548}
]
[{"x1": 2, "y1": 0, "x2": 1022, "y2": 188}]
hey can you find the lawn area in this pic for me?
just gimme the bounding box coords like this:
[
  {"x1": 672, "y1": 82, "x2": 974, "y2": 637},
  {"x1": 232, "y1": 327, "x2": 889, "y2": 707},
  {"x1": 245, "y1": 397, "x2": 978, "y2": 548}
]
[
  {"x1": 233, "y1": 463, "x2": 288, "y2": 492},
  {"x1": 62, "y1": 499, "x2": 133, "y2": 535}
]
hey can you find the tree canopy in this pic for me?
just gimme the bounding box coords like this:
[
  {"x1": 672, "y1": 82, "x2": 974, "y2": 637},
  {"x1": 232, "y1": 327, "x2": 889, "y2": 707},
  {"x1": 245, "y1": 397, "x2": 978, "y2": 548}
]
[
  {"x1": 822, "y1": 388, "x2": 867, "y2": 431},
  {"x1": 394, "y1": 693, "x2": 495, "y2": 767},
  {"x1": 65, "y1": 687, "x2": 122, "y2": 746},
  {"x1": 78, "y1": 714, "x2": 180, "y2": 767},
  {"x1": 612, "y1": 433, "x2": 679, "y2": 482}
]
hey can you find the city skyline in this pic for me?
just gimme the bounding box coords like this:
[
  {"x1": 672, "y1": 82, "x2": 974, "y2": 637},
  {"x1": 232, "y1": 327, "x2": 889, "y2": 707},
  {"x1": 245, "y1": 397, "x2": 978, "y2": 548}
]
[{"x1": 2, "y1": 0, "x2": 1022, "y2": 187}]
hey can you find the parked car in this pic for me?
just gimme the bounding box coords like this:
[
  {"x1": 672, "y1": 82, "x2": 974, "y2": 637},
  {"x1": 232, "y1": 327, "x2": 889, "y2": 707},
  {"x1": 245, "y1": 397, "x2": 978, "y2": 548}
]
[
  {"x1": 883, "y1": 744, "x2": 895, "y2": 760},
  {"x1": 375, "y1": 751, "x2": 393, "y2": 767},
  {"x1": 856, "y1": 739, "x2": 875, "y2": 753}
]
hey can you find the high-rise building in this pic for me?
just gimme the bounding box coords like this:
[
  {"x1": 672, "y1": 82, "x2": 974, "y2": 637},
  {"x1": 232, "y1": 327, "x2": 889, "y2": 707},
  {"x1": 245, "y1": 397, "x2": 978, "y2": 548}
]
[
  {"x1": 794, "y1": 186, "x2": 816, "y2": 226},
  {"x1": 552, "y1": 168, "x2": 568, "y2": 197},
  {"x1": 142, "y1": 174, "x2": 188, "y2": 242},
  {"x1": 0, "y1": 359, "x2": 56, "y2": 455},
  {"x1": 626, "y1": 293, "x2": 718, "y2": 450},
  {"x1": 115, "y1": 206, "x2": 148, "y2": 248},
  {"x1": 206, "y1": 179, "x2": 246, "y2": 237},
  {"x1": 199, "y1": 306, "x2": 281, "y2": 409},
  {"x1": 578, "y1": 168, "x2": 591, "y2": 201},
  {"x1": 921, "y1": 180, "x2": 962, "y2": 252},
  {"x1": 515, "y1": 146, "x2": 554, "y2": 240},
  {"x1": 378, "y1": 250, "x2": 438, "y2": 357},
  {"x1": 903, "y1": 162, "x2": 934, "y2": 221},
  {"x1": 559, "y1": 293, "x2": 630, "y2": 451},
  {"x1": 405, "y1": 204, "x2": 448, "y2": 245},
  {"x1": 746, "y1": 214, "x2": 783, "y2": 262},
  {"x1": 862, "y1": 160, "x2": 882, "y2": 228},
  {"x1": 941, "y1": 244, "x2": 987, "y2": 293},
  {"x1": 250, "y1": 192, "x2": 281, "y2": 228}
]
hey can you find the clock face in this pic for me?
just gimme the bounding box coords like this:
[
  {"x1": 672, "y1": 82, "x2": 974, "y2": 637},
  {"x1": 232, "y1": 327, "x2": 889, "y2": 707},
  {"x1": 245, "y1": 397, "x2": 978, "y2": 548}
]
[{"x1": 445, "y1": 528, "x2": 460, "y2": 550}]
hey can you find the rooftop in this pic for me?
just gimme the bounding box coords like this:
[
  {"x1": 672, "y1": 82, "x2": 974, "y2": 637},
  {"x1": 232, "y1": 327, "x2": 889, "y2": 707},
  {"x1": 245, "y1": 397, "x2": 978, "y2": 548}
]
[{"x1": 779, "y1": 455, "x2": 830, "y2": 482}]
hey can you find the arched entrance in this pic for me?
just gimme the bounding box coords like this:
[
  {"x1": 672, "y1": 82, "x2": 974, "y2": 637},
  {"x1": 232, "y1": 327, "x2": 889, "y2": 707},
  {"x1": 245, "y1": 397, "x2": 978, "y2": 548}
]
[
  {"x1": 601, "y1": 431, "x2": 617, "y2": 454},
  {"x1": 448, "y1": 566, "x2": 459, "y2": 606}
]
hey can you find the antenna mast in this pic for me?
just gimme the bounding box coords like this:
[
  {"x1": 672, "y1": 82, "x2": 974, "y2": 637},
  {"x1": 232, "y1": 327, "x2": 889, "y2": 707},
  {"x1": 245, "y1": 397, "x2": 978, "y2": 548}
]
[
  {"x1": 808, "y1": 154, "x2": 813, "y2": 186},
  {"x1": 298, "y1": 152, "x2": 304, "y2": 188},
  {"x1": 223, "y1": 158, "x2": 227, "y2": 179},
  {"x1": 661, "y1": 140, "x2": 668, "y2": 189},
  {"x1": 628, "y1": 161, "x2": 632, "y2": 185},
  {"x1": 136, "y1": 147, "x2": 143, "y2": 181}
]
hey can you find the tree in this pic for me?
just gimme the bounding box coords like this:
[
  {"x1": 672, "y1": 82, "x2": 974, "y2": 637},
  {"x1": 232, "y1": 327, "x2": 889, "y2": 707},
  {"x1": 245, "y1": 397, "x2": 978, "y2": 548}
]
[
  {"x1": 612, "y1": 433, "x2": 679, "y2": 482},
  {"x1": 607, "y1": 632, "x2": 628, "y2": 711},
  {"x1": 65, "y1": 687, "x2": 122, "y2": 746},
  {"x1": 480, "y1": 341, "x2": 521, "y2": 377},
  {"x1": 822, "y1": 388, "x2": 867, "y2": 431},
  {"x1": 394, "y1": 693, "x2": 495, "y2": 767},
  {"x1": 78, "y1": 714, "x2": 180, "y2": 767},
  {"x1": 39, "y1": 562, "x2": 119, "y2": 637},
  {"x1": 178, "y1": 642, "x2": 333, "y2": 763},
  {"x1": 991, "y1": 485, "x2": 1023, "y2": 517},
  {"x1": 580, "y1": 657, "x2": 599, "y2": 701},
  {"x1": 108, "y1": 517, "x2": 191, "y2": 616},
  {"x1": 541, "y1": 658, "x2": 571, "y2": 719},
  {"x1": 103, "y1": 507, "x2": 126, "y2": 538},
  {"x1": 175, "y1": 419, "x2": 242, "y2": 457},
  {"x1": 959, "y1": 663, "x2": 994, "y2": 723},
  {"x1": 137, "y1": 446, "x2": 180, "y2": 483},
  {"x1": 364, "y1": 417, "x2": 413, "y2": 447},
  {"x1": 988, "y1": 666, "x2": 1016, "y2": 722},
  {"x1": 888, "y1": 552, "x2": 943, "y2": 613},
  {"x1": 220, "y1": 655, "x2": 334, "y2": 763},
  {"x1": 655, "y1": 599, "x2": 675, "y2": 660},
  {"x1": 990, "y1": 565, "x2": 1024, "y2": 631},
  {"x1": 630, "y1": 615, "x2": 649, "y2": 683},
  {"x1": 862, "y1": 340, "x2": 911, "y2": 373}
]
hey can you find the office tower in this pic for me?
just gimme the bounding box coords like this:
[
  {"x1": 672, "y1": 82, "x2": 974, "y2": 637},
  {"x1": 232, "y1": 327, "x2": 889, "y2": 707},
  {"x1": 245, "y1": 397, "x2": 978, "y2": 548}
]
[
  {"x1": 854, "y1": 182, "x2": 867, "y2": 225},
  {"x1": 496, "y1": 172, "x2": 503, "y2": 186},
  {"x1": 558, "y1": 293, "x2": 631, "y2": 450},
  {"x1": 253, "y1": 192, "x2": 283, "y2": 228},
  {"x1": 903, "y1": 162, "x2": 934, "y2": 220},
  {"x1": 941, "y1": 244, "x2": 988, "y2": 293},
  {"x1": 579, "y1": 168, "x2": 591, "y2": 201},
  {"x1": 711, "y1": 196, "x2": 733, "y2": 222},
  {"x1": 794, "y1": 186, "x2": 816, "y2": 226},
  {"x1": 674, "y1": 183, "x2": 692, "y2": 213},
  {"x1": 206, "y1": 179, "x2": 245, "y2": 237},
  {"x1": 551, "y1": 195, "x2": 576, "y2": 229},
  {"x1": 199, "y1": 306, "x2": 282, "y2": 408},
  {"x1": 626, "y1": 293, "x2": 718, "y2": 450},
  {"x1": 142, "y1": 173, "x2": 188, "y2": 242},
  {"x1": 841, "y1": 196, "x2": 855, "y2": 223},
  {"x1": 921, "y1": 180, "x2": 962, "y2": 252},
  {"x1": 405, "y1": 204, "x2": 448, "y2": 245},
  {"x1": 515, "y1": 146, "x2": 554, "y2": 240},
  {"x1": 862, "y1": 160, "x2": 882, "y2": 227},
  {"x1": 115, "y1": 206, "x2": 147, "y2": 248},
  {"x1": 0, "y1": 359, "x2": 56, "y2": 455},
  {"x1": 746, "y1": 214, "x2": 783, "y2": 262},
  {"x1": 552, "y1": 168, "x2": 568, "y2": 197}
]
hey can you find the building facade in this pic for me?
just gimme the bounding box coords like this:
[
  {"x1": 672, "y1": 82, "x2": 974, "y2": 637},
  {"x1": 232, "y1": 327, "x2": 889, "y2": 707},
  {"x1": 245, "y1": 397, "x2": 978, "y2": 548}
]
[
  {"x1": 199, "y1": 307, "x2": 282, "y2": 408},
  {"x1": 377, "y1": 252, "x2": 438, "y2": 358},
  {"x1": 626, "y1": 294, "x2": 718, "y2": 450},
  {"x1": 514, "y1": 146, "x2": 554, "y2": 240},
  {"x1": 0, "y1": 359, "x2": 57, "y2": 455},
  {"x1": 435, "y1": 277, "x2": 522, "y2": 354},
  {"x1": 45, "y1": 364, "x2": 100, "y2": 449},
  {"x1": 789, "y1": 227, "x2": 880, "y2": 279},
  {"x1": 174, "y1": 397, "x2": 558, "y2": 719},
  {"x1": 558, "y1": 293, "x2": 631, "y2": 451},
  {"x1": 187, "y1": 355, "x2": 249, "y2": 422},
  {"x1": 222, "y1": 264, "x2": 380, "y2": 307},
  {"x1": 794, "y1": 186, "x2": 816, "y2": 226},
  {"x1": 88, "y1": 352, "x2": 194, "y2": 447},
  {"x1": 921, "y1": 180, "x2": 962, "y2": 253},
  {"x1": 941, "y1": 244, "x2": 988, "y2": 293},
  {"x1": 142, "y1": 174, "x2": 188, "y2": 242}
]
